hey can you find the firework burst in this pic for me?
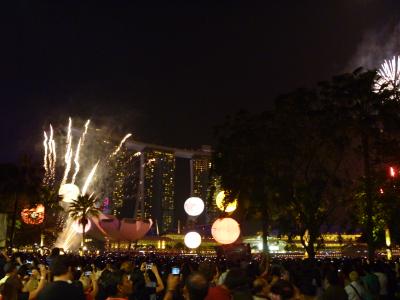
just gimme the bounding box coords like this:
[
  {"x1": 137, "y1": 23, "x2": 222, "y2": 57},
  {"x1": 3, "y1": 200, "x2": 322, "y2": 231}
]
[
  {"x1": 373, "y1": 55, "x2": 400, "y2": 100},
  {"x1": 41, "y1": 117, "x2": 134, "y2": 250}
]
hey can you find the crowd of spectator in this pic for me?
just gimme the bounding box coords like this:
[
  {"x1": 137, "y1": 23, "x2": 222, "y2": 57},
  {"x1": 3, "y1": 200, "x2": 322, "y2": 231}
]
[{"x1": 0, "y1": 247, "x2": 398, "y2": 300}]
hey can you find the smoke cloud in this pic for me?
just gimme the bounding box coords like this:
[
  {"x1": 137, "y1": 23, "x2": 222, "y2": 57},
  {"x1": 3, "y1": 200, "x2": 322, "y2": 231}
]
[{"x1": 348, "y1": 21, "x2": 400, "y2": 70}]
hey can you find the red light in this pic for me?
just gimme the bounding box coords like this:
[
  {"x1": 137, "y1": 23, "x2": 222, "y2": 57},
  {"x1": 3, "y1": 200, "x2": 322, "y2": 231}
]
[{"x1": 390, "y1": 167, "x2": 396, "y2": 177}]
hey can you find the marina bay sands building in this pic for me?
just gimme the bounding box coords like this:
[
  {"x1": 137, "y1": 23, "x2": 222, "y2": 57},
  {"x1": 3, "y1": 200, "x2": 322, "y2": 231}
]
[
  {"x1": 190, "y1": 149, "x2": 219, "y2": 223},
  {"x1": 126, "y1": 141, "x2": 215, "y2": 233}
]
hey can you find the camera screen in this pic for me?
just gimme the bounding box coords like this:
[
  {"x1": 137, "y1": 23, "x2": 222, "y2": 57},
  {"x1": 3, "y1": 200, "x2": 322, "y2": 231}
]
[{"x1": 171, "y1": 267, "x2": 180, "y2": 275}]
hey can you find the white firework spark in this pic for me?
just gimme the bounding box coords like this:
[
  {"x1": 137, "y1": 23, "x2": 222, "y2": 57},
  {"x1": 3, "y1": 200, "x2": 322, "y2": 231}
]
[
  {"x1": 51, "y1": 138, "x2": 56, "y2": 181},
  {"x1": 43, "y1": 131, "x2": 49, "y2": 184},
  {"x1": 373, "y1": 55, "x2": 400, "y2": 99},
  {"x1": 81, "y1": 160, "x2": 100, "y2": 196},
  {"x1": 48, "y1": 125, "x2": 57, "y2": 182},
  {"x1": 111, "y1": 133, "x2": 132, "y2": 157},
  {"x1": 81, "y1": 119, "x2": 90, "y2": 145},
  {"x1": 48, "y1": 125, "x2": 55, "y2": 183},
  {"x1": 62, "y1": 118, "x2": 73, "y2": 185},
  {"x1": 71, "y1": 138, "x2": 82, "y2": 184}
]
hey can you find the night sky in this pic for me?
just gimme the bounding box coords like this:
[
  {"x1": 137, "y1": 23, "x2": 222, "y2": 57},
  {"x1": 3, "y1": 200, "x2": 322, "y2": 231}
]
[{"x1": 1, "y1": 0, "x2": 399, "y2": 162}]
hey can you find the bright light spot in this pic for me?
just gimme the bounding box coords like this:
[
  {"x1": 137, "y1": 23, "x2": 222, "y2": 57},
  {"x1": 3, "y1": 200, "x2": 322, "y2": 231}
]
[
  {"x1": 184, "y1": 231, "x2": 202, "y2": 249},
  {"x1": 72, "y1": 219, "x2": 92, "y2": 233},
  {"x1": 184, "y1": 197, "x2": 204, "y2": 216},
  {"x1": 59, "y1": 184, "x2": 80, "y2": 203},
  {"x1": 269, "y1": 245, "x2": 279, "y2": 251},
  {"x1": 385, "y1": 228, "x2": 391, "y2": 247},
  {"x1": 211, "y1": 218, "x2": 240, "y2": 244},
  {"x1": 390, "y1": 166, "x2": 396, "y2": 177},
  {"x1": 215, "y1": 191, "x2": 237, "y2": 213},
  {"x1": 373, "y1": 55, "x2": 400, "y2": 99}
]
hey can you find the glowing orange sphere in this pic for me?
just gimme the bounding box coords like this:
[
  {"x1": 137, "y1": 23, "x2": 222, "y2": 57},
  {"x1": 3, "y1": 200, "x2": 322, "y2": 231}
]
[
  {"x1": 21, "y1": 204, "x2": 45, "y2": 225},
  {"x1": 211, "y1": 218, "x2": 240, "y2": 244}
]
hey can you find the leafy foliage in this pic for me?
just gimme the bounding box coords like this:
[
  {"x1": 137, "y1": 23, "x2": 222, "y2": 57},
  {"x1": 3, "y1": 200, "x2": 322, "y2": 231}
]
[
  {"x1": 69, "y1": 194, "x2": 100, "y2": 246},
  {"x1": 212, "y1": 68, "x2": 400, "y2": 258}
]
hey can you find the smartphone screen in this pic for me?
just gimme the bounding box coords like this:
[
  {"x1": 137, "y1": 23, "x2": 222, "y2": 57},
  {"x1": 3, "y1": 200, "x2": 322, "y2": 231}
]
[
  {"x1": 146, "y1": 263, "x2": 153, "y2": 270},
  {"x1": 171, "y1": 267, "x2": 180, "y2": 275},
  {"x1": 84, "y1": 271, "x2": 92, "y2": 276}
]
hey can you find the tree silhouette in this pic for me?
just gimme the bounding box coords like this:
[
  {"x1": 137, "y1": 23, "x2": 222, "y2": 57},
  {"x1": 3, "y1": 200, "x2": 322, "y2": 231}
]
[{"x1": 68, "y1": 194, "x2": 100, "y2": 247}]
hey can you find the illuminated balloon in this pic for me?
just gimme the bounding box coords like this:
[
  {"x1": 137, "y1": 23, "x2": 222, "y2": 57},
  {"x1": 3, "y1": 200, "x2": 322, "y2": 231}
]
[
  {"x1": 211, "y1": 218, "x2": 240, "y2": 244},
  {"x1": 59, "y1": 184, "x2": 80, "y2": 203},
  {"x1": 184, "y1": 231, "x2": 202, "y2": 249},
  {"x1": 216, "y1": 191, "x2": 237, "y2": 213},
  {"x1": 184, "y1": 197, "x2": 204, "y2": 216},
  {"x1": 72, "y1": 219, "x2": 92, "y2": 233},
  {"x1": 21, "y1": 204, "x2": 45, "y2": 225}
]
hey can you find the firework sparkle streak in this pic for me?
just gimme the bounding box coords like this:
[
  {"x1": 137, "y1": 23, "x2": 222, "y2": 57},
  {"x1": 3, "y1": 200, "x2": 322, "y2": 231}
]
[
  {"x1": 51, "y1": 138, "x2": 56, "y2": 181},
  {"x1": 48, "y1": 125, "x2": 55, "y2": 183},
  {"x1": 43, "y1": 131, "x2": 49, "y2": 183},
  {"x1": 81, "y1": 160, "x2": 99, "y2": 196},
  {"x1": 111, "y1": 133, "x2": 132, "y2": 157},
  {"x1": 81, "y1": 119, "x2": 90, "y2": 145},
  {"x1": 374, "y1": 55, "x2": 400, "y2": 99},
  {"x1": 71, "y1": 138, "x2": 82, "y2": 184},
  {"x1": 62, "y1": 118, "x2": 73, "y2": 185},
  {"x1": 48, "y1": 125, "x2": 57, "y2": 182}
]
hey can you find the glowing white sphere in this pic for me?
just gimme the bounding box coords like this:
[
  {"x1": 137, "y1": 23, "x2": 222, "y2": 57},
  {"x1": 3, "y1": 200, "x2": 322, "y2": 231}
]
[
  {"x1": 59, "y1": 184, "x2": 80, "y2": 203},
  {"x1": 184, "y1": 231, "x2": 202, "y2": 249},
  {"x1": 211, "y1": 218, "x2": 240, "y2": 244},
  {"x1": 184, "y1": 197, "x2": 204, "y2": 216},
  {"x1": 216, "y1": 191, "x2": 237, "y2": 213},
  {"x1": 72, "y1": 219, "x2": 92, "y2": 233}
]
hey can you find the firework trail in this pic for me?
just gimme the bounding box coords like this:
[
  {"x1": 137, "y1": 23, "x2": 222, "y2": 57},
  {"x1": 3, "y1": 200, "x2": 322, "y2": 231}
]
[
  {"x1": 71, "y1": 120, "x2": 90, "y2": 184},
  {"x1": 43, "y1": 131, "x2": 49, "y2": 184},
  {"x1": 61, "y1": 118, "x2": 73, "y2": 185},
  {"x1": 48, "y1": 124, "x2": 57, "y2": 183},
  {"x1": 47, "y1": 125, "x2": 55, "y2": 184},
  {"x1": 374, "y1": 55, "x2": 400, "y2": 99},
  {"x1": 71, "y1": 138, "x2": 82, "y2": 184},
  {"x1": 81, "y1": 119, "x2": 90, "y2": 145},
  {"x1": 81, "y1": 160, "x2": 99, "y2": 196},
  {"x1": 111, "y1": 133, "x2": 132, "y2": 157},
  {"x1": 51, "y1": 137, "x2": 56, "y2": 182}
]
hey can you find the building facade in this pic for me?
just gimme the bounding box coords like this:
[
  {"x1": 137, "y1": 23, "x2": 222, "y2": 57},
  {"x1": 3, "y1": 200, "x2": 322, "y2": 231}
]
[
  {"x1": 190, "y1": 155, "x2": 218, "y2": 223},
  {"x1": 135, "y1": 149, "x2": 176, "y2": 234}
]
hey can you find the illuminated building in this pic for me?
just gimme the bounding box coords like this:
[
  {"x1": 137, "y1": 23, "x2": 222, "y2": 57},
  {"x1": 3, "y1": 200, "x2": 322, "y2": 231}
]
[
  {"x1": 136, "y1": 149, "x2": 175, "y2": 233},
  {"x1": 122, "y1": 141, "x2": 213, "y2": 232},
  {"x1": 190, "y1": 151, "x2": 218, "y2": 223}
]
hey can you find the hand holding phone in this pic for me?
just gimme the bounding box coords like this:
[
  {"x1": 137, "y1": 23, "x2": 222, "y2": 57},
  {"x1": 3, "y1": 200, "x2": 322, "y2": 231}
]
[{"x1": 171, "y1": 267, "x2": 180, "y2": 275}]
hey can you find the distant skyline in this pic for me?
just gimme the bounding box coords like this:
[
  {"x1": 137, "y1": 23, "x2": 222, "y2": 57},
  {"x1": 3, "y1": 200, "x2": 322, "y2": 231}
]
[{"x1": 1, "y1": 0, "x2": 399, "y2": 162}]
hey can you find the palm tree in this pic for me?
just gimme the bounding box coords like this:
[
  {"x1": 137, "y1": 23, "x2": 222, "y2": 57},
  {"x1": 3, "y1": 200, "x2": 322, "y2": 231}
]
[{"x1": 69, "y1": 194, "x2": 100, "y2": 247}]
